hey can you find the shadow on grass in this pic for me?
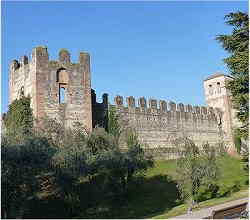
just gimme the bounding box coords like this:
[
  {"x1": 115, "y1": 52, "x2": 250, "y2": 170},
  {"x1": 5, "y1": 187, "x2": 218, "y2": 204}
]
[
  {"x1": 106, "y1": 174, "x2": 182, "y2": 219},
  {"x1": 23, "y1": 197, "x2": 71, "y2": 219},
  {"x1": 23, "y1": 174, "x2": 181, "y2": 219}
]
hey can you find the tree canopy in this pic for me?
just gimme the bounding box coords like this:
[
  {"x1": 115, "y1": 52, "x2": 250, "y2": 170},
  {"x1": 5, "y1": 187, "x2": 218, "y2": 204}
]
[
  {"x1": 4, "y1": 96, "x2": 33, "y2": 139},
  {"x1": 216, "y1": 11, "x2": 249, "y2": 139}
]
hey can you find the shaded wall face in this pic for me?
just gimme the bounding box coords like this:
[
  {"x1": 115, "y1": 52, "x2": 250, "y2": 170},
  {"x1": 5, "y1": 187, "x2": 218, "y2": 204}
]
[
  {"x1": 91, "y1": 90, "x2": 108, "y2": 130},
  {"x1": 9, "y1": 59, "x2": 31, "y2": 104},
  {"x1": 110, "y1": 96, "x2": 221, "y2": 149}
]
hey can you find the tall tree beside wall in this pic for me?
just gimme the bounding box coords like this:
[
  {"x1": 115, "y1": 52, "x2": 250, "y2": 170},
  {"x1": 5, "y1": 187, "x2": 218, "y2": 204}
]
[
  {"x1": 4, "y1": 96, "x2": 33, "y2": 140},
  {"x1": 107, "y1": 106, "x2": 122, "y2": 144},
  {"x1": 216, "y1": 11, "x2": 249, "y2": 139}
]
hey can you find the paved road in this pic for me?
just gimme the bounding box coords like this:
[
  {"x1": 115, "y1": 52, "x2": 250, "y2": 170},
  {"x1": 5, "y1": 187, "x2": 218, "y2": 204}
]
[{"x1": 171, "y1": 197, "x2": 249, "y2": 219}]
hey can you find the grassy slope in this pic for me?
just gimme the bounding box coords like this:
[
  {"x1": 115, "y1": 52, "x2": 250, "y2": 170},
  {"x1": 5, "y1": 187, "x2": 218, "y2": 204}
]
[
  {"x1": 146, "y1": 154, "x2": 248, "y2": 188},
  {"x1": 121, "y1": 154, "x2": 248, "y2": 219},
  {"x1": 152, "y1": 190, "x2": 249, "y2": 219}
]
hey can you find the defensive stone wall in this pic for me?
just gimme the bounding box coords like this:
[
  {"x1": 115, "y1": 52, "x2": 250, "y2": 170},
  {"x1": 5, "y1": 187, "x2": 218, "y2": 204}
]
[
  {"x1": 91, "y1": 89, "x2": 108, "y2": 129},
  {"x1": 8, "y1": 47, "x2": 232, "y2": 154},
  {"x1": 9, "y1": 47, "x2": 93, "y2": 131},
  {"x1": 110, "y1": 95, "x2": 222, "y2": 149}
]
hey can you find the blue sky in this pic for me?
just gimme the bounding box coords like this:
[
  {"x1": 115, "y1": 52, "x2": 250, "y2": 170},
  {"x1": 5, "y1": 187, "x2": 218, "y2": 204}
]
[{"x1": 1, "y1": 1, "x2": 248, "y2": 113}]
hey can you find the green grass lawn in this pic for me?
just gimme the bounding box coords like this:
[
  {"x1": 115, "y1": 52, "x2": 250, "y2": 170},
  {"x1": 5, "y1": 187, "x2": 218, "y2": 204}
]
[
  {"x1": 114, "y1": 154, "x2": 249, "y2": 218},
  {"x1": 146, "y1": 154, "x2": 249, "y2": 188}
]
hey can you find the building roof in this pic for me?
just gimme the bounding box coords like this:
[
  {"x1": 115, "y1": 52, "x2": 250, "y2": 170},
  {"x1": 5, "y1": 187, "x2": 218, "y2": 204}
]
[{"x1": 204, "y1": 72, "x2": 234, "y2": 81}]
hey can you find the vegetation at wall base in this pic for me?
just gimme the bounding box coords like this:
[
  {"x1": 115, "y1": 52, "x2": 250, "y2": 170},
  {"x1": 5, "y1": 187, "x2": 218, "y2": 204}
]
[
  {"x1": 2, "y1": 97, "x2": 248, "y2": 218},
  {"x1": 4, "y1": 96, "x2": 33, "y2": 141},
  {"x1": 2, "y1": 103, "x2": 154, "y2": 218}
]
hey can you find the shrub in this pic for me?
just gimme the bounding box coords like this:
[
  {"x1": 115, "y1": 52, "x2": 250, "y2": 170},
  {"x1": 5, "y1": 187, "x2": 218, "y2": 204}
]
[
  {"x1": 216, "y1": 185, "x2": 232, "y2": 197},
  {"x1": 4, "y1": 96, "x2": 33, "y2": 143},
  {"x1": 231, "y1": 181, "x2": 241, "y2": 192},
  {"x1": 233, "y1": 129, "x2": 242, "y2": 154},
  {"x1": 1, "y1": 135, "x2": 56, "y2": 218},
  {"x1": 195, "y1": 184, "x2": 220, "y2": 202},
  {"x1": 175, "y1": 138, "x2": 221, "y2": 205}
]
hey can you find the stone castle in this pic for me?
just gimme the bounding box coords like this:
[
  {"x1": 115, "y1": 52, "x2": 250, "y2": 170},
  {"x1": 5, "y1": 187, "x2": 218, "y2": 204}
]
[{"x1": 9, "y1": 47, "x2": 238, "y2": 154}]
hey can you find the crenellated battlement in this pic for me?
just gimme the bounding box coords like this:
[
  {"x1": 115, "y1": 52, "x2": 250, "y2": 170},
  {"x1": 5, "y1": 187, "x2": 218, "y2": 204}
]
[
  {"x1": 10, "y1": 47, "x2": 90, "y2": 73},
  {"x1": 8, "y1": 46, "x2": 228, "y2": 153},
  {"x1": 113, "y1": 95, "x2": 216, "y2": 117},
  {"x1": 9, "y1": 46, "x2": 93, "y2": 131},
  {"x1": 109, "y1": 94, "x2": 222, "y2": 149}
]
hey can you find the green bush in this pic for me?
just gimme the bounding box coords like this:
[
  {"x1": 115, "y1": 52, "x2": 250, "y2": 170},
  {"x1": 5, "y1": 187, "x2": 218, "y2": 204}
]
[
  {"x1": 216, "y1": 185, "x2": 232, "y2": 197},
  {"x1": 233, "y1": 129, "x2": 242, "y2": 154},
  {"x1": 216, "y1": 182, "x2": 241, "y2": 198},
  {"x1": 195, "y1": 184, "x2": 220, "y2": 202},
  {"x1": 4, "y1": 96, "x2": 33, "y2": 140},
  {"x1": 231, "y1": 181, "x2": 241, "y2": 193},
  {"x1": 1, "y1": 135, "x2": 57, "y2": 218}
]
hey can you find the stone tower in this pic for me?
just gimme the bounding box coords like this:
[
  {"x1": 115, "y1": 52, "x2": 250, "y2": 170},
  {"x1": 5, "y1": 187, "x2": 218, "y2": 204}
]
[
  {"x1": 203, "y1": 72, "x2": 238, "y2": 154},
  {"x1": 9, "y1": 46, "x2": 92, "y2": 131}
]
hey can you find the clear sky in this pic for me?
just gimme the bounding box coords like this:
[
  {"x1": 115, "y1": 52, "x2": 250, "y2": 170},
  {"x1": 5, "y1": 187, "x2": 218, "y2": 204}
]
[{"x1": 1, "y1": 1, "x2": 248, "y2": 113}]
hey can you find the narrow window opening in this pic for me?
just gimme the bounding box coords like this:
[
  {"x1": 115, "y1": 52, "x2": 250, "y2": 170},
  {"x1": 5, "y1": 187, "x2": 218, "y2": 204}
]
[
  {"x1": 209, "y1": 85, "x2": 213, "y2": 95},
  {"x1": 217, "y1": 82, "x2": 221, "y2": 93},
  {"x1": 59, "y1": 87, "x2": 66, "y2": 103}
]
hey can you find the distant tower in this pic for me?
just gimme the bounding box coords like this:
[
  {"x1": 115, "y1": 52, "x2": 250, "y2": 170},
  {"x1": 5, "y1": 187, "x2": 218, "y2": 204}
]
[
  {"x1": 203, "y1": 72, "x2": 238, "y2": 154},
  {"x1": 9, "y1": 46, "x2": 92, "y2": 132}
]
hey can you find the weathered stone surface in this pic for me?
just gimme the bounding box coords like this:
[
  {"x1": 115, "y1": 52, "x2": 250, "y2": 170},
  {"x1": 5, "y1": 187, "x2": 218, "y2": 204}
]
[
  {"x1": 59, "y1": 49, "x2": 70, "y2": 64},
  {"x1": 169, "y1": 101, "x2": 176, "y2": 111},
  {"x1": 201, "y1": 106, "x2": 207, "y2": 114},
  {"x1": 177, "y1": 103, "x2": 185, "y2": 112},
  {"x1": 115, "y1": 95, "x2": 123, "y2": 106},
  {"x1": 149, "y1": 99, "x2": 157, "y2": 109},
  {"x1": 194, "y1": 106, "x2": 201, "y2": 114},
  {"x1": 126, "y1": 96, "x2": 135, "y2": 108},
  {"x1": 159, "y1": 100, "x2": 167, "y2": 112},
  {"x1": 9, "y1": 47, "x2": 234, "y2": 153},
  {"x1": 139, "y1": 97, "x2": 147, "y2": 108},
  {"x1": 185, "y1": 104, "x2": 193, "y2": 113},
  {"x1": 9, "y1": 47, "x2": 92, "y2": 132}
]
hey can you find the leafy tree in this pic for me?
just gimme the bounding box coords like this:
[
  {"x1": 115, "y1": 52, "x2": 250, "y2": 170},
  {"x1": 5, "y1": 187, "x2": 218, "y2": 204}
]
[
  {"x1": 216, "y1": 11, "x2": 249, "y2": 139},
  {"x1": 175, "y1": 138, "x2": 223, "y2": 209},
  {"x1": 34, "y1": 117, "x2": 65, "y2": 147},
  {"x1": 1, "y1": 135, "x2": 56, "y2": 218},
  {"x1": 125, "y1": 128, "x2": 139, "y2": 148},
  {"x1": 107, "y1": 106, "x2": 122, "y2": 144},
  {"x1": 86, "y1": 127, "x2": 117, "y2": 154},
  {"x1": 94, "y1": 141, "x2": 154, "y2": 194},
  {"x1": 4, "y1": 96, "x2": 33, "y2": 140}
]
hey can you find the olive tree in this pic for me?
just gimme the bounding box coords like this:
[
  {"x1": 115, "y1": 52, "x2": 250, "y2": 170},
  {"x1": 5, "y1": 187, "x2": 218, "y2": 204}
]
[
  {"x1": 174, "y1": 138, "x2": 225, "y2": 209},
  {"x1": 1, "y1": 135, "x2": 56, "y2": 218}
]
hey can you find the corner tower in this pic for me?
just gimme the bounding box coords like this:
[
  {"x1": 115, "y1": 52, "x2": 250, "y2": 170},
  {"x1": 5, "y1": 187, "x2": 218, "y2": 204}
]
[
  {"x1": 203, "y1": 72, "x2": 237, "y2": 154},
  {"x1": 9, "y1": 46, "x2": 92, "y2": 132}
]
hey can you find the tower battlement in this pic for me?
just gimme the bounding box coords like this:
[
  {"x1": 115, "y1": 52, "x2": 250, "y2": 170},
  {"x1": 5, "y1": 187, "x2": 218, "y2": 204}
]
[{"x1": 9, "y1": 46, "x2": 92, "y2": 131}]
